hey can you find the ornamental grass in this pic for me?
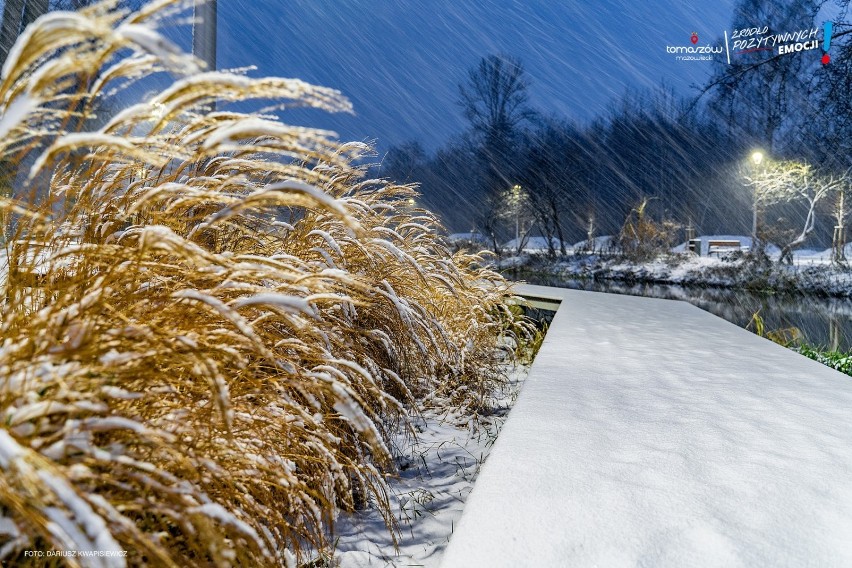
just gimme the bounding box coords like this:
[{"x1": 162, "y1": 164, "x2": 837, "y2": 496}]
[{"x1": 0, "y1": 1, "x2": 515, "y2": 565}]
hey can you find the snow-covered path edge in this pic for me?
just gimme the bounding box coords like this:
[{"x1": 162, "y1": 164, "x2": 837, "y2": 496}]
[
  {"x1": 442, "y1": 284, "x2": 852, "y2": 568},
  {"x1": 334, "y1": 366, "x2": 529, "y2": 567}
]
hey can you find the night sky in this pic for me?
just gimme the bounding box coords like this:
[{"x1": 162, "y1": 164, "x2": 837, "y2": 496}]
[{"x1": 210, "y1": 0, "x2": 737, "y2": 151}]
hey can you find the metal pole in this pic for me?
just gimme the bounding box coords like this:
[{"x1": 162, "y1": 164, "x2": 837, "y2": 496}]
[
  {"x1": 193, "y1": 0, "x2": 217, "y2": 72},
  {"x1": 752, "y1": 192, "x2": 758, "y2": 246},
  {"x1": 0, "y1": 0, "x2": 25, "y2": 66},
  {"x1": 21, "y1": 0, "x2": 47, "y2": 30},
  {"x1": 751, "y1": 164, "x2": 763, "y2": 254},
  {"x1": 515, "y1": 208, "x2": 519, "y2": 246}
]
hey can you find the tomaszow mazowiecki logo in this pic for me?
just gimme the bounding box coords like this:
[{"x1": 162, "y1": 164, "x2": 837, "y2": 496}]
[
  {"x1": 665, "y1": 22, "x2": 833, "y2": 65},
  {"x1": 666, "y1": 31, "x2": 723, "y2": 61}
]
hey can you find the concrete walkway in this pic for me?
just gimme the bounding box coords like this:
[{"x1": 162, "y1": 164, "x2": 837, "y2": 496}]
[{"x1": 441, "y1": 285, "x2": 852, "y2": 567}]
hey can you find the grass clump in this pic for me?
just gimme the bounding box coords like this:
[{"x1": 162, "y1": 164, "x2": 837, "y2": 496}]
[
  {"x1": 795, "y1": 345, "x2": 852, "y2": 376},
  {"x1": 747, "y1": 312, "x2": 852, "y2": 377},
  {"x1": 0, "y1": 1, "x2": 515, "y2": 565},
  {"x1": 746, "y1": 310, "x2": 802, "y2": 347}
]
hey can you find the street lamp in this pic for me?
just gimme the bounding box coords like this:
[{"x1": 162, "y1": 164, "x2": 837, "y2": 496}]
[{"x1": 750, "y1": 150, "x2": 765, "y2": 251}]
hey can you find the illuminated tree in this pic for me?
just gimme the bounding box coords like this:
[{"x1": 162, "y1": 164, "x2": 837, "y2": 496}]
[{"x1": 744, "y1": 161, "x2": 847, "y2": 263}]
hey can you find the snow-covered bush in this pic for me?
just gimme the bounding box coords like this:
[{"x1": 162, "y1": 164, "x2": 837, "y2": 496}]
[
  {"x1": 618, "y1": 198, "x2": 680, "y2": 261},
  {"x1": 0, "y1": 1, "x2": 513, "y2": 565},
  {"x1": 796, "y1": 345, "x2": 852, "y2": 376}
]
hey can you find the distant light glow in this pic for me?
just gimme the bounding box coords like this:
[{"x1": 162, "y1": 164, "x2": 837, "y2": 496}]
[{"x1": 751, "y1": 151, "x2": 764, "y2": 165}]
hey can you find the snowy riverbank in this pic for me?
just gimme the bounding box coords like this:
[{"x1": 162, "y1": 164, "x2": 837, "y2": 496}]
[{"x1": 499, "y1": 252, "x2": 852, "y2": 297}]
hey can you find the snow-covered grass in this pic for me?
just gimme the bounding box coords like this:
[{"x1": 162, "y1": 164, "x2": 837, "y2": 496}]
[
  {"x1": 334, "y1": 365, "x2": 528, "y2": 567},
  {"x1": 796, "y1": 344, "x2": 852, "y2": 375},
  {"x1": 0, "y1": 1, "x2": 518, "y2": 565}
]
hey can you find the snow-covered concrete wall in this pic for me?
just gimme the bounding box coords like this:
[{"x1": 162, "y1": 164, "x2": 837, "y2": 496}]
[{"x1": 442, "y1": 284, "x2": 852, "y2": 567}]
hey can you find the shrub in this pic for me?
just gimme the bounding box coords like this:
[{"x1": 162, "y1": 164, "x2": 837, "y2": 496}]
[{"x1": 796, "y1": 345, "x2": 852, "y2": 376}]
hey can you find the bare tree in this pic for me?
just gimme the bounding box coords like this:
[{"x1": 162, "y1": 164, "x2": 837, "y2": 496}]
[
  {"x1": 519, "y1": 121, "x2": 579, "y2": 256},
  {"x1": 745, "y1": 161, "x2": 846, "y2": 263},
  {"x1": 459, "y1": 54, "x2": 534, "y2": 140},
  {"x1": 381, "y1": 141, "x2": 426, "y2": 183},
  {"x1": 704, "y1": 0, "x2": 822, "y2": 154},
  {"x1": 500, "y1": 183, "x2": 536, "y2": 255},
  {"x1": 824, "y1": 170, "x2": 852, "y2": 263},
  {"x1": 458, "y1": 54, "x2": 534, "y2": 253}
]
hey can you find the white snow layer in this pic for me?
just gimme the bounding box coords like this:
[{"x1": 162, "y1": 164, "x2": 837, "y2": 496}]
[
  {"x1": 502, "y1": 236, "x2": 570, "y2": 252},
  {"x1": 442, "y1": 284, "x2": 852, "y2": 568},
  {"x1": 335, "y1": 368, "x2": 527, "y2": 567}
]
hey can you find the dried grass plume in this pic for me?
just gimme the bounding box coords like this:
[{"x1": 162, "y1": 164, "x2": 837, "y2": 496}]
[{"x1": 0, "y1": 1, "x2": 514, "y2": 565}]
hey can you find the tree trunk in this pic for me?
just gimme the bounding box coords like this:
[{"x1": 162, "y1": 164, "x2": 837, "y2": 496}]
[
  {"x1": 548, "y1": 198, "x2": 562, "y2": 257},
  {"x1": 833, "y1": 226, "x2": 846, "y2": 263},
  {"x1": 533, "y1": 200, "x2": 555, "y2": 257},
  {"x1": 555, "y1": 213, "x2": 567, "y2": 256},
  {"x1": 780, "y1": 203, "x2": 816, "y2": 264},
  {"x1": 490, "y1": 232, "x2": 500, "y2": 257},
  {"x1": 833, "y1": 190, "x2": 846, "y2": 263}
]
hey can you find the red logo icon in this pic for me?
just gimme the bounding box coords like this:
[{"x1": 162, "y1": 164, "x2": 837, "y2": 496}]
[{"x1": 691, "y1": 32, "x2": 699, "y2": 44}]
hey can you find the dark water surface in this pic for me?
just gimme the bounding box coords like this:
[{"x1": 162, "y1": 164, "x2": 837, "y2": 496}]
[{"x1": 521, "y1": 275, "x2": 852, "y2": 352}]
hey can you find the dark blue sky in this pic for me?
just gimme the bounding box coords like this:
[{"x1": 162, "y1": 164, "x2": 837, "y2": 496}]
[
  {"x1": 209, "y1": 0, "x2": 743, "y2": 151},
  {"x1": 210, "y1": 1, "x2": 738, "y2": 151}
]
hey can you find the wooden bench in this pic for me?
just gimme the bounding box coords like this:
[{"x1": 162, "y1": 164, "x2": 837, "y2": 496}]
[{"x1": 708, "y1": 239, "x2": 745, "y2": 257}]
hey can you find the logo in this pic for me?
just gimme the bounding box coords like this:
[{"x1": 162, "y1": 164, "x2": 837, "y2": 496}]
[
  {"x1": 728, "y1": 22, "x2": 832, "y2": 65},
  {"x1": 665, "y1": 30, "x2": 722, "y2": 62},
  {"x1": 822, "y1": 21, "x2": 832, "y2": 65}
]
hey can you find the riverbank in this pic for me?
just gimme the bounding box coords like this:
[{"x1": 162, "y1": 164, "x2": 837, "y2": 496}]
[{"x1": 498, "y1": 252, "x2": 852, "y2": 298}]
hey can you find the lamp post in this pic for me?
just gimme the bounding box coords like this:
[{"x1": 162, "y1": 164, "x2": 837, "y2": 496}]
[
  {"x1": 750, "y1": 150, "x2": 764, "y2": 251},
  {"x1": 511, "y1": 184, "x2": 521, "y2": 247}
]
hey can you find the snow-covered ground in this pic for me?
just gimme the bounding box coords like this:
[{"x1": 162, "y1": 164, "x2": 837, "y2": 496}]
[
  {"x1": 493, "y1": 235, "x2": 852, "y2": 296},
  {"x1": 501, "y1": 236, "x2": 571, "y2": 253},
  {"x1": 334, "y1": 366, "x2": 528, "y2": 567},
  {"x1": 572, "y1": 234, "x2": 615, "y2": 252},
  {"x1": 447, "y1": 232, "x2": 487, "y2": 244},
  {"x1": 443, "y1": 285, "x2": 852, "y2": 567}
]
